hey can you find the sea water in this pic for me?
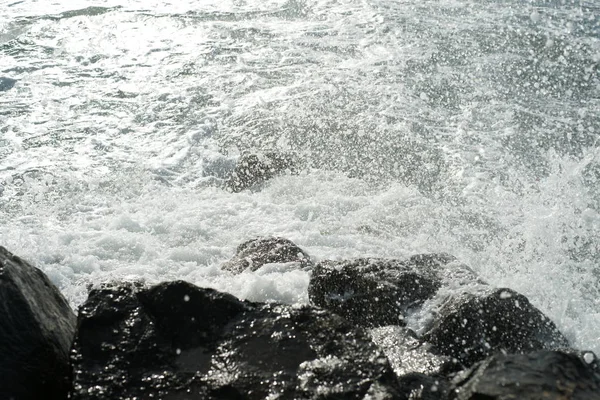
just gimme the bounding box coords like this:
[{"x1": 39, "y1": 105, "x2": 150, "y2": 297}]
[{"x1": 0, "y1": 0, "x2": 599, "y2": 353}]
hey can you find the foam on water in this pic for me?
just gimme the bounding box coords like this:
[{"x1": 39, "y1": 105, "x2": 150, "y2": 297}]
[{"x1": 1, "y1": 0, "x2": 599, "y2": 353}]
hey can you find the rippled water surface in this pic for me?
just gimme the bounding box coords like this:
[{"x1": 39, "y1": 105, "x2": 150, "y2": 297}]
[{"x1": 1, "y1": 0, "x2": 599, "y2": 352}]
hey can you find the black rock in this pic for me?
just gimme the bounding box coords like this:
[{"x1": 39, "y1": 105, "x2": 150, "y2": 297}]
[
  {"x1": 0, "y1": 246, "x2": 77, "y2": 400},
  {"x1": 422, "y1": 288, "x2": 569, "y2": 367},
  {"x1": 226, "y1": 152, "x2": 297, "y2": 192},
  {"x1": 71, "y1": 280, "x2": 403, "y2": 399},
  {"x1": 308, "y1": 254, "x2": 471, "y2": 327},
  {"x1": 221, "y1": 236, "x2": 313, "y2": 274},
  {"x1": 397, "y1": 373, "x2": 450, "y2": 400},
  {"x1": 450, "y1": 350, "x2": 600, "y2": 400}
]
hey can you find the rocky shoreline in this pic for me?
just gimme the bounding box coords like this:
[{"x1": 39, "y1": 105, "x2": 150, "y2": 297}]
[{"x1": 1, "y1": 239, "x2": 599, "y2": 399}]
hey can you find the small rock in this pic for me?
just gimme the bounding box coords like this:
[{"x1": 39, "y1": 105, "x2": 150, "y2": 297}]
[
  {"x1": 0, "y1": 246, "x2": 77, "y2": 400},
  {"x1": 71, "y1": 280, "x2": 403, "y2": 399},
  {"x1": 422, "y1": 288, "x2": 569, "y2": 367},
  {"x1": 221, "y1": 236, "x2": 312, "y2": 274},
  {"x1": 308, "y1": 254, "x2": 466, "y2": 327},
  {"x1": 226, "y1": 152, "x2": 297, "y2": 192},
  {"x1": 450, "y1": 350, "x2": 600, "y2": 400}
]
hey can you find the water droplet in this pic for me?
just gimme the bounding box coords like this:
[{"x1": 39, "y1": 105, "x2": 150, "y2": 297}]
[
  {"x1": 583, "y1": 352, "x2": 595, "y2": 364},
  {"x1": 499, "y1": 291, "x2": 512, "y2": 299}
]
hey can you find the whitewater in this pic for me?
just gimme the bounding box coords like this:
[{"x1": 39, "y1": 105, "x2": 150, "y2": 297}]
[{"x1": 1, "y1": 0, "x2": 599, "y2": 354}]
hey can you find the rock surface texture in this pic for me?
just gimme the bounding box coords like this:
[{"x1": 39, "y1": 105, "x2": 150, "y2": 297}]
[
  {"x1": 422, "y1": 288, "x2": 570, "y2": 367},
  {"x1": 221, "y1": 236, "x2": 312, "y2": 274},
  {"x1": 450, "y1": 350, "x2": 600, "y2": 400},
  {"x1": 370, "y1": 326, "x2": 457, "y2": 378},
  {"x1": 308, "y1": 254, "x2": 473, "y2": 327},
  {"x1": 70, "y1": 280, "x2": 402, "y2": 399},
  {"x1": 370, "y1": 326, "x2": 455, "y2": 400},
  {"x1": 2, "y1": 245, "x2": 594, "y2": 400},
  {"x1": 0, "y1": 246, "x2": 77, "y2": 400}
]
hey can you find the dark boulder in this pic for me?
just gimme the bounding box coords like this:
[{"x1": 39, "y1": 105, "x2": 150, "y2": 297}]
[
  {"x1": 71, "y1": 280, "x2": 403, "y2": 399},
  {"x1": 308, "y1": 254, "x2": 473, "y2": 327},
  {"x1": 422, "y1": 288, "x2": 569, "y2": 367},
  {"x1": 450, "y1": 350, "x2": 600, "y2": 400},
  {"x1": 221, "y1": 236, "x2": 312, "y2": 274},
  {"x1": 226, "y1": 152, "x2": 298, "y2": 192},
  {"x1": 0, "y1": 246, "x2": 77, "y2": 400}
]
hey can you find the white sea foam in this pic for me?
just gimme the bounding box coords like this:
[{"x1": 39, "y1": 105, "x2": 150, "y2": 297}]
[{"x1": 0, "y1": 0, "x2": 598, "y2": 354}]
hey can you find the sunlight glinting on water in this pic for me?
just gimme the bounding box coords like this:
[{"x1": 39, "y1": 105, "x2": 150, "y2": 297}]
[{"x1": 0, "y1": 0, "x2": 599, "y2": 352}]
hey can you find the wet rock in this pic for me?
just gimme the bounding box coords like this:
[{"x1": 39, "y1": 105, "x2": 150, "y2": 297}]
[
  {"x1": 221, "y1": 236, "x2": 312, "y2": 274},
  {"x1": 370, "y1": 326, "x2": 455, "y2": 399},
  {"x1": 422, "y1": 288, "x2": 569, "y2": 367},
  {"x1": 370, "y1": 326, "x2": 459, "y2": 377},
  {"x1": 226, "y1": 152, "x2": 297, "y2": 192},
  {"x1": 564, "y1": 348, "x2": 600, "y2": 372},
  {"x1": 397, "y1": 373, "x2": 450, "y2": 400},
  {"x1": 70, "y1": 281, "x2": 244, "y2": 399},
  {"x1": 0, "y1": 246, "x2": 77, "y2": 400},
  {"x1": 71, "y1": 280, "x2": 403, "y2": 399},
  {"x1": 450, "y1": 350, "x2": 600, "y2": 400},
  {"x1": 308, "y1": 254, "x2": 472, "y2": 327}
]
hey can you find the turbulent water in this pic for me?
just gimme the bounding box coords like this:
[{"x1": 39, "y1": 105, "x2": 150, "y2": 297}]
[{"x1": 1, "y1": 0, "x2": 599, "y2": 352}]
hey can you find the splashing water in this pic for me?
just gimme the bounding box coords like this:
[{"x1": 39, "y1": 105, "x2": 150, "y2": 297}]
[{"x1": 1, "y1": 0, "x2": 599, "y2": 352}]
